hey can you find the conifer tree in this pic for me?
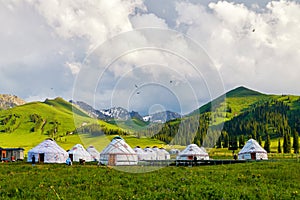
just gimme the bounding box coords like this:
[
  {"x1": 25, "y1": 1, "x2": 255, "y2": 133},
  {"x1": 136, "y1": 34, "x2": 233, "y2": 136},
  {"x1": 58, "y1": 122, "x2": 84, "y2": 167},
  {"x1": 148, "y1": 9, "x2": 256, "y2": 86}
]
[
  {"x1": 293, "y1": 130, "x2": 299, "y2": 154},
  {"x1": 223, "y1": 132, "x2": 229, "y2": 148},
  {"x1": 258, "y1": 136, "x2": 262, "y2": 146},
  {"x1": 264, "y1": 134, "x2": 271, "y2": 153},
  {"x1": 239, "y1": 135, "x2": 245, "y2": 148},
  {"x1": 278, "y1": 138, "x2": 282, "y2": 153},
  {"x1": 283, "y1": 132, "x2": 291, "y2": 153}
]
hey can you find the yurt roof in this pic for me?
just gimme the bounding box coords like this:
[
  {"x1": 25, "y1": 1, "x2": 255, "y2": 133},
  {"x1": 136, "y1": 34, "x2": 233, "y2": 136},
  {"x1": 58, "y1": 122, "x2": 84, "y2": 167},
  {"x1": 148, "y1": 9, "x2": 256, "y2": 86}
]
[
  {"x1": 159, "y1": 148, "x2": 170, "y2": 155},
  {"x1": 68, "y1": 144, "x2": 91, "y2": 155},
  {"x1": 100, "y1": 136, "x2": 136, "y2": 155},
  {"x1": 179, "y1": 144, "x2": 208, "y2": 156},
  {"x1": 134, "y1": 146, "x2": 145, "y2": 154},
  {"x1": 86, "y1": 145, "x2": 100, "y2": 154},
  {"x1": 28, "y1": 139, "x2": 66, "y2": 154},
  {"x1": 238, "y1": 139, "x2": 267, "y2": 154}
]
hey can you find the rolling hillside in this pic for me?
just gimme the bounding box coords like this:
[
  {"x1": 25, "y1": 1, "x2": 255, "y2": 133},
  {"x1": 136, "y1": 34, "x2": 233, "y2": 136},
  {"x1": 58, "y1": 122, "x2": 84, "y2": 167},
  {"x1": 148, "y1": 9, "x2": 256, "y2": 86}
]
[
  {"x1": 1, "y1": 86, "x2": 300, "y2": 153},
  {"x1": 143, "y1": 86, "x2": 300, "y2": 148},
  {"x1": 0, "y1": 97, "x2": 166, "y2": 153}
]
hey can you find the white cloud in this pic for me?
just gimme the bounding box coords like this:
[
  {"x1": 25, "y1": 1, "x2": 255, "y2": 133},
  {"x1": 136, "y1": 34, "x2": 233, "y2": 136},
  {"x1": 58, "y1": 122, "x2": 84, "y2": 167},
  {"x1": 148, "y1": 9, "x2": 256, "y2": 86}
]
[
  {"x1": 1, "y1": 0, "x2": 300, "y2": 114},
  {"x1": 130, "y1": 13, "x2": 168, "y2": 29},
  {"x1": 176, "y1": 0, "x2": 300, "y2": 94},
  {"x1": 26, "y1": 0, "x2": 145, "y2": 50}
]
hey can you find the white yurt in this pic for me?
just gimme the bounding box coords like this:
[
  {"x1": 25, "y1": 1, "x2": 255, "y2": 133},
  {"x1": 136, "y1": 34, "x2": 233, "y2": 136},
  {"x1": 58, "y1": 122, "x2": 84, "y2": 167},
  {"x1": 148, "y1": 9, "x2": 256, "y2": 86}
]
[
  {"x1": 27, "y1": 139, "x2": 68, "y2": 163},
  {"x1": 176, "y1": 144, "x2": 209, "y2": 161},
  {"x1": 99, "y1": 136, "x2": 138, "y2": 166},
  {"x1": 159, "y1": 148, "x2": 171, "y2": 160},
  {"x1": 68, "y1": 144, "x2": 93, "y2": 162},
  {"x1": 144, "y1": 147, "x2": 157, "y2": 160},
  {"x1": 238, "y1": 139, "x2": 268, "y2": 160},
  {"x1": 134, "y1": 146, "x2": 148, "y2": 161},
  {"x1": 152, "y1": 147, "x2": 166, "y2": 160},
  {"x1": 86, "y1": 145, "x2": 100, "y2": 161}
]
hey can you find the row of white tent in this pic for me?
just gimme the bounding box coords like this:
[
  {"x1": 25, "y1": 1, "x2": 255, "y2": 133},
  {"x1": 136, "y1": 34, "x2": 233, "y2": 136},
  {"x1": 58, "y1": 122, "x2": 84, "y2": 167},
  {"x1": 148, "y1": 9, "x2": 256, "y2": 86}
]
[
  {"x1": 27, "y1": 137, "x2": 268, "y2": 165},
  {"x1": 27, "y1": 139, "x2": 100, "y2": 163},
  {"x1": 134, "y1": 146, "x2": 170, "y2": 161}
]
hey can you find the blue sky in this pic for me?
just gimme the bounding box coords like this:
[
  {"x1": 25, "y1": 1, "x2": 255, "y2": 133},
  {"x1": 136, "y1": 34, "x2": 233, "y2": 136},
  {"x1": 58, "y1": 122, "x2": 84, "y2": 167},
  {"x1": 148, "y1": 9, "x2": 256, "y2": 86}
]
[{"x1": 1, "y1": 0, "x2": 300, "y2": 115}]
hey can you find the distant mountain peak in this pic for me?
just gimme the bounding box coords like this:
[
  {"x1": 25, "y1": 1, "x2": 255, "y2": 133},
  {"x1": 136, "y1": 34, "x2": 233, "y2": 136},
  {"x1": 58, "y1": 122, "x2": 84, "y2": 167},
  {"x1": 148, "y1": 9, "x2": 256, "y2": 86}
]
[
  {"x1": 143, "y1": 110, "x2": 182, "y2": 123},
  {"x1": 0, "y1": 94, "x2": 26, "y2": 110},
  {"x1": 226, "y1": 86, "x2": 264, "y2": 98}
]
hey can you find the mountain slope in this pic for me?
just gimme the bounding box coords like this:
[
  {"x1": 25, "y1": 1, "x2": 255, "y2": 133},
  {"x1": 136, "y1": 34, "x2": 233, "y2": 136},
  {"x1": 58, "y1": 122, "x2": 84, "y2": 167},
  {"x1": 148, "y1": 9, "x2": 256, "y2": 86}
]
[
  {"x1": 144, "y1": 86, "x2": 300, "y2": 146},
  {"x1": 0, "y1": 98, "x2": 122, "y2": 151},
  {"x1": 0, "y1": 98, "x2": 166, "y2": 152},
  {"x1": 189, "y1": 86, "x2": 268, "y2": 118}
]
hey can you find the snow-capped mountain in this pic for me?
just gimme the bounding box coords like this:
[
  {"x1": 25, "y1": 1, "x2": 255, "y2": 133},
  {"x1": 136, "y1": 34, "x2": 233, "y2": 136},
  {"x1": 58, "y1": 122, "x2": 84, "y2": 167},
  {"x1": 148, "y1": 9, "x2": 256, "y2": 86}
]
[
  {"x1": 69, "y1": 100, "x2": 108, "y2": 119},
  {"x1": 70, "y1": 100, "x2": 181, "y2": 123},
  {"x1": 143, "y1": 111, "x2": 182, "y2": 123},
  {"x1": 99, "y1": 107, "x2": 131, "y2": 120},
  {"x1": 70, "y1": 101, "x2": 132, "y2": 120}
]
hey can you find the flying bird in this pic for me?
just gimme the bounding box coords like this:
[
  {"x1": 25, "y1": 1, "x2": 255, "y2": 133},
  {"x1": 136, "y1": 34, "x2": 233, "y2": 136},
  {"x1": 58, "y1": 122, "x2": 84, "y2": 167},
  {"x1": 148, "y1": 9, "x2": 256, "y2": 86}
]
[{"x1": 252, "y1": 29, "x2": 255, "y2": 32}]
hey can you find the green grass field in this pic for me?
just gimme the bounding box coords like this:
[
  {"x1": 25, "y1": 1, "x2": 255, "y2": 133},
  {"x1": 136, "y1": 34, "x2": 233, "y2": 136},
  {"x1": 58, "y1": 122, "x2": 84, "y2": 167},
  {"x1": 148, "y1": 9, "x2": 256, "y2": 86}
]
[{"x1": 0, "y1": 160, "x2": 299, "y2": 199}]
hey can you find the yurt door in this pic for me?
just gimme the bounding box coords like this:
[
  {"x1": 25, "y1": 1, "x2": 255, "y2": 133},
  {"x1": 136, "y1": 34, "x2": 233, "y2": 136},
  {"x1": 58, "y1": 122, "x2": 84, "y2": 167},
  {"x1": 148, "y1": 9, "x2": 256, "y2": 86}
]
[
  {"x1": 108, "y1": 155, "x2": 116, "y2": 166},
  {"x1": 69, "y1": 154, "x2": 73, "y2": 162},
  {"x1": 39, "y1": 153, "x2": 45, "y2": 163},
  {"x1": 251, "y1": 153, "x2": 256, "y2": 160}
]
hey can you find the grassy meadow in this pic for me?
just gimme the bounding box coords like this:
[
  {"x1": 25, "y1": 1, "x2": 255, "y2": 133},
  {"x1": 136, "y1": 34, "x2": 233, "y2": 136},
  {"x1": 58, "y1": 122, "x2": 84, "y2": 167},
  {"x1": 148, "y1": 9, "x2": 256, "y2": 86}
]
[{"x1": 0, "y1": 160, "x2": 299, "y2": 199}]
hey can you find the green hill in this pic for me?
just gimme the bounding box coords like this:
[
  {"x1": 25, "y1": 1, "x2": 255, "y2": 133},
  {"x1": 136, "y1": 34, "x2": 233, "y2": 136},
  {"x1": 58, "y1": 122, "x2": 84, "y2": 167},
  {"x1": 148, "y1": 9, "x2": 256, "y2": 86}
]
[
  {"x1": 140, "y1": 86, "x2": 300, "y2": 149},
  {"x1": 1, "y1": 86, "x2": 299, "y2": 154},
  {"x1": 0, "y1": 97, "x2": 166, "y2": 153}
]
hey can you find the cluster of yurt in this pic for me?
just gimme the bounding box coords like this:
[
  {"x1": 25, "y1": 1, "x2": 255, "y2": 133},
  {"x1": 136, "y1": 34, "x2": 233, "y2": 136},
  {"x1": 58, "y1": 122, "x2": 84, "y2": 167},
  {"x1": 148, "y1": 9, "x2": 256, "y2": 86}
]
[
  {"x1": 26, "y1": 137, "x2": 268, "y2": 165},
  {"x1": 27, "y1": 139, "x2": 101, "y2": 164},
  {"x1": 238, "y1": 139, "x2": 268, "y2": 160},
  {"x1": 176, "y1": 144, "x2": 209, "y2": 161},
  {"x1": 134, "y1": 146, "x2": 170, "y2": 161}
]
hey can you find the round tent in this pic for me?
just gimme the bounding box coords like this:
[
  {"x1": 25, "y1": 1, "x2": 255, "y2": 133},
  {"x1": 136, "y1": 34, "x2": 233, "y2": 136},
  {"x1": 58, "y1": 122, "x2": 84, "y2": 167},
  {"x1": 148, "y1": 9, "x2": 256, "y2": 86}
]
[
  {"x1": 238, "y1": 139, "x2": 268, "y2": 160},
  {"x1": 176, "y1": 144, "x2": 209, "y2": 161},
  {"x1": 27, "y1": 139, "x2": 68, "y2": 163},
  {"x1": 86, "y1": 145, "x2": 100, "y2": 161},
  {"x1": 152, "y1": 147, "x2": 170, "y2": 160},
  {"x1": 134, "y1": 146, "x2": 148, "y2": 161},
  {"x1": 144, "y1": 147, "x2": 157, "y2": 160},
  {"x1": 100, "y1": 136, "x2": 138, "y2": 166},
  {"x1": 159, "y1": 148, "x2": 171, "y2": 160},
  {"x1": 68, "y1": 144, "x2": 93, "y2": 162}
]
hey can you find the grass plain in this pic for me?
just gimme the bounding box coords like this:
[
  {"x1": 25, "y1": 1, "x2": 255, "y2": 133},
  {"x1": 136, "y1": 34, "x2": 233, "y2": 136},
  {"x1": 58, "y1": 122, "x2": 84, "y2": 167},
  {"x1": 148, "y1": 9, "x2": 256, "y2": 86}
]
[{"x1": 0, "y1": 160, "x2": 299, "y2": 199}]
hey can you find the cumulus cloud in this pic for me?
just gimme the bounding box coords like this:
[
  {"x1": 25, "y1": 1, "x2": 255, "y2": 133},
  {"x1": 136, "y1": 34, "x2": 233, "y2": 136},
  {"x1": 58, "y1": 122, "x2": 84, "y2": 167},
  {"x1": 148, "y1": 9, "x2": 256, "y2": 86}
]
[
  {"x1": 26, "y1": 0, "x2": 145, "y2": 50},
  {"x1": 1, "y1": 0, "x2": 300, "y2": 115},
  {"x1": 130, "y1": 13, "x2": 168, "y2": 29},
  {"x1": 176, "y1": 0, "x2": 300, "y2": 94}
]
